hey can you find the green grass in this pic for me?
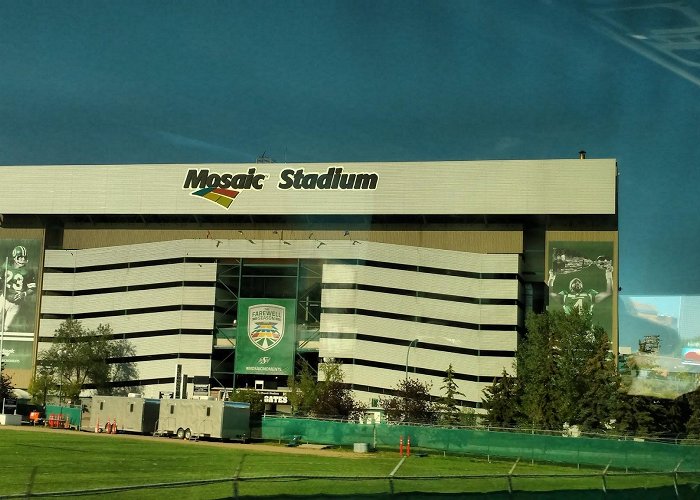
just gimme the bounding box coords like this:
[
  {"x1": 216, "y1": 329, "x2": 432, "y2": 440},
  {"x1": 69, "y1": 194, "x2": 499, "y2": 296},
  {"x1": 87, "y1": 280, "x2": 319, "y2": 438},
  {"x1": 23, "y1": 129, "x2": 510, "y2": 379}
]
[{"x1": 0, "y1": 427, "x2": 697, "y2": 499}]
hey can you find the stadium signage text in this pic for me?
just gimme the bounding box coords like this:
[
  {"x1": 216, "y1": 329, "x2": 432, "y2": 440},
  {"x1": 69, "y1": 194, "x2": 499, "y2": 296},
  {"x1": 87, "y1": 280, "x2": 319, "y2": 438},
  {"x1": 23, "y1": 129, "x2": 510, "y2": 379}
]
[
  {"x1": 277, "y1": 167, "x2": 378, "y2": 190},
  {"x1": 263, "y1": 394, "x2": 288, "y2": 404},
  {"x1": 183, "y1": 167, "x2": 379, "y2": 192},
  {"x1": 183, "y1": 168, "x2": 267, "y2": 191}
]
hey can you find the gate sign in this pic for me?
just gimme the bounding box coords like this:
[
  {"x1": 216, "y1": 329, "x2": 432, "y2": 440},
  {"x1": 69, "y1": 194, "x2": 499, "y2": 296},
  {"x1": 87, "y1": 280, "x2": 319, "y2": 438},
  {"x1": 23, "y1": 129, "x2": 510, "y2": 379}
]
[{"x1": 234, "y1": 299, "x2": 296, "y2": 375}]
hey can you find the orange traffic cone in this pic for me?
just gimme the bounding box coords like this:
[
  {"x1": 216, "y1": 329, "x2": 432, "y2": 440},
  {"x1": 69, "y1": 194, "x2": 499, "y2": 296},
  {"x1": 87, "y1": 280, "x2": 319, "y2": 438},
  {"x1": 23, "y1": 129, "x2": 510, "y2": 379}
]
[
  {"x1": 95, "y1": 417, "x2": 100, "y2": 433},
  {"x1": 111, "y1": 418, "x2": 117, "y2": 434},
  {"x1": 105, "y1": 419, "x2": 112, "y2": 434}
]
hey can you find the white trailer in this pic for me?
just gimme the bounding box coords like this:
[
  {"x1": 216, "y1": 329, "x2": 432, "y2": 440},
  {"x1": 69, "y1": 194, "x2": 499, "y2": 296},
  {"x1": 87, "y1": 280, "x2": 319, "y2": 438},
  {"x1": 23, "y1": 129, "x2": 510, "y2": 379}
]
[
  {"x1": 156, "y1": 398, "x2": 250, "y2": 441},
  {"x1": 91, "y1": 395, "x2": 160, "y2": 434}
]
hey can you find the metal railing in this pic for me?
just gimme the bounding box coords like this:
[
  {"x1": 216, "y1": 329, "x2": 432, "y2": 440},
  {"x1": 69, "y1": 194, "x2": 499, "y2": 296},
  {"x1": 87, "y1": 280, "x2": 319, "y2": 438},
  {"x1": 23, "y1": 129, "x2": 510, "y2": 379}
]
[{"x1": 9, "y1": 468, "x2": 700, "y2": 499}]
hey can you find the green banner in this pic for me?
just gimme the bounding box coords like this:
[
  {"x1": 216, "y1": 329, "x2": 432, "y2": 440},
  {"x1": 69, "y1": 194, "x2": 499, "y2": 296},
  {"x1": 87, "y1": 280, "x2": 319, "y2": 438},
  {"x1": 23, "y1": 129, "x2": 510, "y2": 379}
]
[
  {"x1": 546, "y1": 240, "x2": 614, "y2": 336},
  {"x1": 234, "y1": 299, "x2": 296, "y2": 375},
  {"x1": 1, "y1": 238, "x2": 40, "y2": 335},
  {"x1": 0, "y1": 338, "x2": 34, "y2": 370}
]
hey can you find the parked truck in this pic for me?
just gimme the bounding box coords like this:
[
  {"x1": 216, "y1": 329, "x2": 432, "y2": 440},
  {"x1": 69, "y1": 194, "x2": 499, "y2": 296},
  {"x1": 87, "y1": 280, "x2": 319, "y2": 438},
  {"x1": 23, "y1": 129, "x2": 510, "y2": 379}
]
[
  {"x1": 91, "y1": 395, "x2": 160, "y2": 434},
  {"x1": 155, "y1": 398, "x2": 250, "y2": 441}
]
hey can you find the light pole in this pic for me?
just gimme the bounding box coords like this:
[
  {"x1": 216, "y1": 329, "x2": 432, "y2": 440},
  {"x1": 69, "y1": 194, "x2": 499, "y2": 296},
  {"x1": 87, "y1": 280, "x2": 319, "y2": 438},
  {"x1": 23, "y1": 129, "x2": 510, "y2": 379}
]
[
  {"x1": 405, "y1": 339, "x2": 419, "y2": 381},
  {"x1": 0, "y1": 257, "x2": 7, "y2": 380},
  {"x1": 57, "y1": 349, "x2": 65, "y2": 407}
]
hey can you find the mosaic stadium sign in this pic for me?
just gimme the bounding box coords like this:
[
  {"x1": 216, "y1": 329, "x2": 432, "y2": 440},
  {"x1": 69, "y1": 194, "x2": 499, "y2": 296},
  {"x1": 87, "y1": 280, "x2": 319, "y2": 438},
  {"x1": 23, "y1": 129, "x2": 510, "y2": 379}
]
[{"x1": 183, "y1": 166, "x2": 379, "y2": 208}]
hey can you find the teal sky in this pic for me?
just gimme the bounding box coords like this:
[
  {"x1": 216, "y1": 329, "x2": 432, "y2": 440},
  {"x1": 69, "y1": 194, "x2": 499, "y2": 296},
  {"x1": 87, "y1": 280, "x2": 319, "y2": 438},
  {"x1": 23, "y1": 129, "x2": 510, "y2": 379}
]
[{"x1": 1, "y1": 0, "x2": 699, "y2": 296}]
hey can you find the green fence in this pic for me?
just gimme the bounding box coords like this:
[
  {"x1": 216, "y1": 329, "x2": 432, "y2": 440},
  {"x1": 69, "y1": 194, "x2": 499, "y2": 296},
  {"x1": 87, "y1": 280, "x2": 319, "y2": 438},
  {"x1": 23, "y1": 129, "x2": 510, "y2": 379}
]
[
  {"x1": 45, "y1": 404, "x2": 82, "y2": 428},
  {"x1": 262, "y1": 417, "x2": 700, "y2": 472}
]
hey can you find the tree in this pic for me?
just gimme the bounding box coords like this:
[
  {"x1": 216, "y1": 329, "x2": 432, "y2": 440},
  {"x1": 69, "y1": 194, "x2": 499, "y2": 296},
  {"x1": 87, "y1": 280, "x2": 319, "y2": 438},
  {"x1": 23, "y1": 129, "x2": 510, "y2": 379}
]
[
  {"x1": 109, "y1": 338, "x2": 141, "y2": 396},
  {"x1": 0, "y1": 365, "x2": 14, "y2": 402},
  {"x1": 380, "y1": 378, "x2": 436, "y2": 424},
  {"x1": 31, "y1": 319, "x2": 138, "y2": 404},
  {"x1": 311, "y1": 362, "x2": 366, "y2": 420},
  {"x1": 685, "y1": 387, "x2": 700, "y2": 439},
  {"x1": 481, "y1": 369, "x2": 521, "y2": 427},
  {"x1": 438, "y1": 364, "x2": 464, "y2": 425},
  {"x1": 614, "y1": 395, "x2": 669, "y2": 437},
  {"x1": 287, "y1": 363, "x2": 318, "y2": 416},
  {"x1": 231, "y1": 388, "x2": 265, "y2": 418},
  {"x1": 577, "y1": 327, "x2": 621, "y2": 432},
  {"x1": 517, "y1": 312, "x2": 561, "y2": 429},
  {"x1": 482, "y1": 310, "x2": 623, "y2": 432},
  {"x1": 27, "y1": 364, "x2": 56, "y2": 406}
]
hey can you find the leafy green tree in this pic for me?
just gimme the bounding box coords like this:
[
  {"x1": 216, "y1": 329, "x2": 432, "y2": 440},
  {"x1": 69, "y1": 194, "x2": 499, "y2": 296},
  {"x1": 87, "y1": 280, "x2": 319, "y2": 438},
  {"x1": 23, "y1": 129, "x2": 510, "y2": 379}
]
[
  {"x1": 458, "y1": 407, "x2": 478, "y2": 426},
  {"x1": 287, "y1": 362, "x2": 366, "y2": 419},
  {"x1": 577, "y1": 327, "x2": 621, "y2": 432},
  {"x1": 685, "y1": 387, "x2": 700, "y2": 439},
  {"x1": 481, "y1": 368, "x2": 521, "y2": 427},
  {"x1": 27, "y1": 364, "x2": 56, "y2": 406},
  {"x1": 482, "y1": 311, "x2": 624, "y2": 432},
  {"x1": 517, "y1": 312, "x2": 561, "y2": 429},
  {"x1": 34, "y1": 319, "x2": 138, "y2": 404},
  {"x1": 312, "y1": 362, "x2": 366, "y2": 419},
  {"x1": 287, "y1": 363, "x2": 318, "y2": 416},
  {"x1": 438, "y1": 364, "x2": 464, "y2": 425},
  {"x1": 0, "y1": 365, "x2": 14, "y2": 402},
  {"x1": 109, "y1": 338, "x2": 141, "y2": 396},
  {"x1": 380, "y1": 378, "x2": 436, "y2": 424},
  {"x1": 231, "y1": 388, "x2": 265, "y2": 417},
  {"x1": 614, "y1": 395, "x2": 669, "y2": 437}
]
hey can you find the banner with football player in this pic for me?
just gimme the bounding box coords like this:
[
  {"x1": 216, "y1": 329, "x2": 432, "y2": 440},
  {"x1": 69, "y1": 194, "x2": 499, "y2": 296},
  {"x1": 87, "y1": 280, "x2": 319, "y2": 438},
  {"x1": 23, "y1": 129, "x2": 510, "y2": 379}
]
[
  {"x1": 1, "y1": 238, "x2": 40, "y2": 371},
  {"x1": 234, "y1": 299, "x2": 296, "y2": 375},
  {"x1": 546, "y1": 240, "x2": 615, "y2": 337}
]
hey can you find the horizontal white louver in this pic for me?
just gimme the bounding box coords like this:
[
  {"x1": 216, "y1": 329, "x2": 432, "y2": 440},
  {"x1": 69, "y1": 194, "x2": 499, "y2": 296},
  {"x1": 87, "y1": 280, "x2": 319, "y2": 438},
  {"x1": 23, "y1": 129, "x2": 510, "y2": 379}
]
[{"x1": 320, "y1": 247, "x2": 519, "y2": 406}]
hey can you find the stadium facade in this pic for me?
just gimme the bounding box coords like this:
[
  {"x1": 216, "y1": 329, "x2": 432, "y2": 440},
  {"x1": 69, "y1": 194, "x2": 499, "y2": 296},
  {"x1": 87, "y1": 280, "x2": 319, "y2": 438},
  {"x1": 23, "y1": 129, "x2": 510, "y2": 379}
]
[{"x1": 0, "y1": 158, "x2": 618, "y2": 409}]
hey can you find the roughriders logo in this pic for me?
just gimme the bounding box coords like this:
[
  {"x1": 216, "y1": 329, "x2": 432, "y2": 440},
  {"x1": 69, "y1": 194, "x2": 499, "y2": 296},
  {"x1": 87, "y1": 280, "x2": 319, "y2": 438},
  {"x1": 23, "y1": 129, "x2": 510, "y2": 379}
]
[
  {"x1": 183, "y1": 168, "x2": 267, "y2": 209},
  {"x1": 248, "y1": 304, "x2": 285, "y2": 351}
]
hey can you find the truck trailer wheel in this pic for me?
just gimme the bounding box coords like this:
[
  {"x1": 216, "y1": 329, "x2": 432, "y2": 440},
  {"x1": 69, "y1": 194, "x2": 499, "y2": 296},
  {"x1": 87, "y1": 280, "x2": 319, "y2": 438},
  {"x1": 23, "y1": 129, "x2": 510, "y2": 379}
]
[
  {"x1": 184, "y1": 428, "x2": 192, "y2": 440},
  {"x1": 176, "y1": 427, "x2": 185, "y2": 439}
]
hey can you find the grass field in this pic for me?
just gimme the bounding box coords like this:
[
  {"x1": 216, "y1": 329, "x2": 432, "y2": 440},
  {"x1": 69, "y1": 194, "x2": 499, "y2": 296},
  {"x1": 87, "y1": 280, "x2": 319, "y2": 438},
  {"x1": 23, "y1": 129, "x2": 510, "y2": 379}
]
[{"x1": 0, "y1": 426, "x2": 698, "y2": 499}]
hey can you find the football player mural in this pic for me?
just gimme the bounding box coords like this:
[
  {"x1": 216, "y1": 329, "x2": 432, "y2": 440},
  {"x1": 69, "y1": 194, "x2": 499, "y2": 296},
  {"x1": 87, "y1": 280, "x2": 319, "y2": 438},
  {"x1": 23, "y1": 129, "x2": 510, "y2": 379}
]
[
  {"x1": 1, "y1": 245, "x2": 37, "y2": 332},
  {"x1": 547, "y1": 241, "x2": 615, "y2": 337},
  {"x1": 1, "y1": 239, "x2": 40, "y2": 376}
]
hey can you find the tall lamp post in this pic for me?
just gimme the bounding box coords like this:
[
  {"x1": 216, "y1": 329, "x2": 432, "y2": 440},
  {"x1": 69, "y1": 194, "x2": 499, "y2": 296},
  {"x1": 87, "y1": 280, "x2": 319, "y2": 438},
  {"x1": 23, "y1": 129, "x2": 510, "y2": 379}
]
[
  {"x1": 0, "y1": 257, "x2": 7, "y2": 380},
  {"x1": 57, "y1": 349, "x2": 65, "y2": 407},
  {"x1": 405, "y1": 339, "x2": 419, "y2": 381}
]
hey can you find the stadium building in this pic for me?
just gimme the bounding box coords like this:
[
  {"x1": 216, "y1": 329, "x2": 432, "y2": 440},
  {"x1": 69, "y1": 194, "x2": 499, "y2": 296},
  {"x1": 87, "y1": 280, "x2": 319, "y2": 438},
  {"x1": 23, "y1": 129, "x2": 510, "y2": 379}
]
[{"x1": 0, "y1": 157, "x2": 618, "y2": 410}]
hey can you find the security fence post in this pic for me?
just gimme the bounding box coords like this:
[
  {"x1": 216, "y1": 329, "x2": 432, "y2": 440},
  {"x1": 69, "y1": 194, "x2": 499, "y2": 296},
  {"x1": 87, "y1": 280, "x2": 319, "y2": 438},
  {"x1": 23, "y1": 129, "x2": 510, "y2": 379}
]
[
  {"x1": 507, "y1": 457, "x2": 520, "y2": 495},
  {"x1": 25, "y1": 466, "x2": 38, "y2": 497},
  {"x1": 601, "y1": 462, "x2": 610, "y2": 494}
]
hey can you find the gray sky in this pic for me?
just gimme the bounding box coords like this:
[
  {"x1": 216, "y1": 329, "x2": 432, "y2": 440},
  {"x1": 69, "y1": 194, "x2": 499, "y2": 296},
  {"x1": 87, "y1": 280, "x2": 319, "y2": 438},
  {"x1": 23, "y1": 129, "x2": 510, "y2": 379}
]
[{"x1": 1, "y1": 0, "x2": 699, "y2": 296}]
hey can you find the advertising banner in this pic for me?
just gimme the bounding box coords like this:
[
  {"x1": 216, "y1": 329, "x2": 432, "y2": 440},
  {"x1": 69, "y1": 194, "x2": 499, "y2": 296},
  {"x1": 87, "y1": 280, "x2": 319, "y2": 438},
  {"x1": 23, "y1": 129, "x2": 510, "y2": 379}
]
[
  {"x1": 546, "y1": 240, "x2": 615, "y2": 336},
  {"x1": 0, "y1": 338, "x2": 34, "y2": 371},
  {"x1": 681, "y1": 346, "x2": 700, "y2": 366},
  {"x1": 1, "y1": 238, "x2": 40, "y2": 335},
  {"x1": 234, "y1": 299, "x2": 296, "y2": 375}
]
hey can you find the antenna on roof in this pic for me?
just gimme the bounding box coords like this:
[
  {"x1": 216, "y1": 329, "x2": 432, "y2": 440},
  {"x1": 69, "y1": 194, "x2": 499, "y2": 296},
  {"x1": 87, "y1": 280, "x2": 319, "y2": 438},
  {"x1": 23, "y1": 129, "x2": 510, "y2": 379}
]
[{"x1": 256, "y1": 151, "x2": 274, "y2": 163}]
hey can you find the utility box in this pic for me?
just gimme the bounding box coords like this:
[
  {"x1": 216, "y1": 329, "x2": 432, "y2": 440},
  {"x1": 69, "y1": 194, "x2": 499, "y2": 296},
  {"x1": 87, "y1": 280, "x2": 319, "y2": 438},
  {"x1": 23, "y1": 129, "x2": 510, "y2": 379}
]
[
  {"x1": 156, "y1": 399, "x2": 250, "y2": 441},
  {"x1": 91, "y1": 395, "x2": 160, "y2": 434}
]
